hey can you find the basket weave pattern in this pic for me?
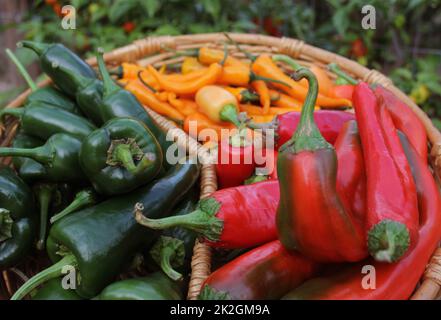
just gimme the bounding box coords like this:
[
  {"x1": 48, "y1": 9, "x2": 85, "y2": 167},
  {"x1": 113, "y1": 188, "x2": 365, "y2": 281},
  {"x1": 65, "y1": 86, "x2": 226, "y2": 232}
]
[{"x1": 2, "y1": 33, "x2": 441, "y2": 300}]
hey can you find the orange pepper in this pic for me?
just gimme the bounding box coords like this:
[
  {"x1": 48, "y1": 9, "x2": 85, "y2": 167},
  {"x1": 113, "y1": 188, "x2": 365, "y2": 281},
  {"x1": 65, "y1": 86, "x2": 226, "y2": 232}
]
[
  {"x1": 270, "y1": 90, "x2": 304, "y2": 109},
  {"x1": 137, "y1": 70, "x2": 160, "y2": 91},
  {"x1": 161, "y1": 68, "x2": 208, "y2": 82},
  {"x1": 240, "y1": 104, "x2": 302, "y2": 115},
  {"x1": 181, "y1": 57, "x2": 205, "y2": 74},
  {"x1": 166, "y1": 92, "x2": 198, "y2": 116},
  {"x1": 245, "y1": 114, "x2": 275, "y2": 124},
  {"x1": 251, "y1": 80, "x2": 270, "y2": 114},
  {"x1": 183, "y1": 112, "x2": 234, "y2": 142},
  {"x1": 155, "y1": 91, "x2": 169, "y2": 102},
  {"x1": 147, "y1": 63, "x2": 222, "y2": 95},
  {"x1": 217, "y1": 65, "x2": 251, "y2": 86},
  {"x1": 123, "y1": 79, "x2": 185, "y2": 122},
  {"x1": 252, "y1": 54, "x2": 351, "y2": 108},
  {"x1": 118, "y1": 62, "x2": 145, "y2": 79},
  {"x1": 198, "y1": 47, "x2": 246, "y2": 67}
]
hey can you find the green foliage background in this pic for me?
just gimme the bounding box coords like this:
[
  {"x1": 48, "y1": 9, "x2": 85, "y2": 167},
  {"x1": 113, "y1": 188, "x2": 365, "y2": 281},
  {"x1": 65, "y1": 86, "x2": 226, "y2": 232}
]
[{"x1": 2, "y1": 0, "x2": 441, "y2": 125}]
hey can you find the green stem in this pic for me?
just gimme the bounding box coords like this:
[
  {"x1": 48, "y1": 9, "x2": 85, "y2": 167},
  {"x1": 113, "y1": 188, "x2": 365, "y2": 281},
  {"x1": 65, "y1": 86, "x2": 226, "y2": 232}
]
[
  {"x1": 96, "y1": 49, "x2": 120, "y2": 97},
  {"x1": 109, "y1": 66, "x2": 123, "y2": 78},
  {"x1": 223, "y1": 32, "x2": 256, "y2": 62},
  {"x1": 281, "y1": 68, "x2": 330, "y2": 153},
  {"x1": 239, "y1": 90, "x2": 260, "y2": 103},
  {"x1": 50, "y1": 189, "x2": 97, "y2": 224},
  {"x1": 19, "y1": 41, "x2": 50, "y2": 57},
  {"x1": 11, "y1": 254, "x2": 77, "y2": 300},
  {"x1": 137, "y1": 71, "x2": 157, "y2": 93},
  {"x1": 0, "y1": 208, "x2": 13, "y2": 242},
  {"x1": 0, "y1": 145, "x2": 52, "y2": 164},
  {"x1": 159, "y1": 248, "x2": 183, "y2": 281},
  {"x1": 219, "y1": 43, "x2": 229, "y2": 67},
  {"x1": 5, "y1": 49, "x2": 38, "y2": 91},
  {"x1": 250, "y1": 72, "x2": 291, "y2": 88},
  {"x1": 272, "y1": 54, "x2": 302, "y2": 71},
  {"x1": 35, "y1": 184, "x2": 55, "y2": 251},
  {"x1": 219, "y1": 104, "x2": 241, "y2": 127},
  {"x1": 110, "y1": 143, "x2": 155, "y2": 175},
  {"x1": 134, "y1": 198, "x2": 223, "y2": 242},
  {"x1": 150, "y1": 236, "x2": 185, "y2": 281},
  {"x1": 198, "y1": 285, "x2": 230, "y2": 300},
  {"x1": 328, "y1": 63, "x2": 358, "y2": 85}
]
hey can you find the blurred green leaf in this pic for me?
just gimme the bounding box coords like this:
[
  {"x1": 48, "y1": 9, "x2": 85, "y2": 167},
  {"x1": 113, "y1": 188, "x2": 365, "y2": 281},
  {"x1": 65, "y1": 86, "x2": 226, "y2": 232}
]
[
  {"x1": 109, "y1": 0, "x2": 138, "y2": 23},
  {"x1": 140, "y1": 0, "x2": 161, "y2": 18},
  {"x1": 332, "y1": 8, "x2": 349, "y2": 35},
  {"x1": 201, "y1": 0, "x2": 221, "y2": 20}
]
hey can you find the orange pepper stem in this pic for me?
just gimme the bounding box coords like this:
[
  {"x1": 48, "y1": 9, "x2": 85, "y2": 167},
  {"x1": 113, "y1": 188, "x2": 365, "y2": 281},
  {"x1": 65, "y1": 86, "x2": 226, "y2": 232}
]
[
  {"x1": 249, "y1": 72, "x2": 291, "y2": 88},
  {"x1": 219, "y1": 104, "x2": 241, "y2": 127},
  {"x1": 219, "y1": 43, "x2": 229, "y2": 67},
  {"x1": 109, "y1": 66, "x2": 123, "y2": 78},
  {"x1": 223, "y1": 32, "x2": 257, "y2": 62},
  {"x1": 328, "y1": 63, "x2": 358, "y2": 85},
  {"x1": 137, "y1": 71, "x2": 157, "y2": 93},
  {"x1": 272, "y1": 54, "x2": 302, "y2": 71}
]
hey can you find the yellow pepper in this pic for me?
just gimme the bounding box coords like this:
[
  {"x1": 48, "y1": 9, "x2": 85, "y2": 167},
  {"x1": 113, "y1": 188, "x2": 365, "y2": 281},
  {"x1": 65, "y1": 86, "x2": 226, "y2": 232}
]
[{"x1": 181, "y1": 57, "x2": 205, "y2": 74}]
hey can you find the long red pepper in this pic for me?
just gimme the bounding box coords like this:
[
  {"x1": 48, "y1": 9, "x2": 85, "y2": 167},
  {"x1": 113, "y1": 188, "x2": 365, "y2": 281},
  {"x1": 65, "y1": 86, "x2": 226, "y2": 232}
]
[
  {"x1": 198, "y1": 240, "x2": 320, "y2": 300},
  {"x1": 283, "y1": 132, "x2": 441, "y2": 300},
  {"x1": 374, "y1": 85, "x2": 427, "y2": 163},
  {"x1": 135, "y1": 180, "x2": 279, "y2": 249},
  {"x1": 334, "y1": 120, "x2": 366, "y2": 225},
  {"x1": 248, "y1": 110, "x2": 355, "y2": 148},
  {"x1": 354, "y1": 82, "x2": 419, "y2": 263},
  {"x1": 276, "y1": 68, "x2": 367, "y2": 263}
]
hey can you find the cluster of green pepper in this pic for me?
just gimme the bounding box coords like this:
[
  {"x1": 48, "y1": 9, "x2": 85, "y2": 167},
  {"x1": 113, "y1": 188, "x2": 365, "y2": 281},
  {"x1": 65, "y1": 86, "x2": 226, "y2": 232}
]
[{"x1": 0, "y1": 41, "x2": 201, "y2": 300}]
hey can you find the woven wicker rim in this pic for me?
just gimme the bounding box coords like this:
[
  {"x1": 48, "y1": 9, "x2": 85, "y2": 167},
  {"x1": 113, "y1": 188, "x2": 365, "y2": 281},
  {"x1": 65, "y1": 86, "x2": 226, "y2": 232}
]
[{"x1": 2, "y1": 32, "x2": 441, "y2": 300}]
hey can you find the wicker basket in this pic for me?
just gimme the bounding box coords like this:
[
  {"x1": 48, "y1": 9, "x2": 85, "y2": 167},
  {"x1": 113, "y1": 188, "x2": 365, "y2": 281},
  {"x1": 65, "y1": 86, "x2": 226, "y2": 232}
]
[{"x1": 2, "y1": 32, "x2": 441, "y2": 300}]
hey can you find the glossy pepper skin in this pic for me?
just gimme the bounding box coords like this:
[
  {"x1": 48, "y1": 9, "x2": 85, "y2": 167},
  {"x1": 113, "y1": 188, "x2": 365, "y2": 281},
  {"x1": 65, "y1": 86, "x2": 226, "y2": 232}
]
[
  {"x1": 79, "y1": 118, "x2": 163, "y2": 196},
  {"x1": 11, "y1": 130, "x2": 46, "y2": 183},
  {"x1": 136, "y1": 180, "x2": 279, "y2": 249},
  {"x1": 354, "y1": 83, "x2": 419, "y2": 263},
  {"x1": 149, "y1": 188, "x2": 199, "y2": 280},
  {"x1": 20, "y1": 41, "x2": 97, "y2": 97},
  {"x1": 0, "y1": 103, "x2": 96, "y2": 140},
  {"x1": 276, "y1": 68, "x2": 367, "y2": 263},
  {"x1": 283, "y1": 133, "x2": 441, "y2": 300},
  {"x1": 95, "y1": 52, "x2": 171, "y2": 168},
  {"x1": 11, "y1": 162, "x2": 200, "y2": 300},
  {"x1": 198, "y1": 240, "x2": 320, "y2": 300},
  {"x1": 0, "y1": 166, "x2": 36, "y2": 269},
  {"x1": 374, "y1": 85, "x2": 427, "y2": 163},
  {"x1": 0, "y1": 133, "x2": 87, "y2": 183},
  {"x1": 31, "y1": 278, "x2": 82, "y2": 300},
  {"x1": 97, "y1": 272, "x2": 183, "y2": 300}
]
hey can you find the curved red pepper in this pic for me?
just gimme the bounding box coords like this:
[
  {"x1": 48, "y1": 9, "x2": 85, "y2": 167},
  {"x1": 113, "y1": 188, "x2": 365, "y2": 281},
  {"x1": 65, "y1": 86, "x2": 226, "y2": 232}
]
[
  {"x1": 334, "y1": 120, "x2": 366, "y2": 225},
  {"x1": 283, "y1": 133, "x2": 441, "y2": 300},
  {"x1": 354, "y1": 82, "x2": 419, "y2": 263},
  {"x1": 198, "y1": 240, "x2": 320, "y2": 300},
  {"x1": 276, "y1": 68, "x2": 367, "y2": 263},
  {"x1": 216, "y1": 131, "x2": 256, "y2": 189},
  {"x1": 135, "y1": 180, "x2": 279, "y2": 249},
  {"x1": 374, "y1": 86, "x2": 427, "y2": 163}
]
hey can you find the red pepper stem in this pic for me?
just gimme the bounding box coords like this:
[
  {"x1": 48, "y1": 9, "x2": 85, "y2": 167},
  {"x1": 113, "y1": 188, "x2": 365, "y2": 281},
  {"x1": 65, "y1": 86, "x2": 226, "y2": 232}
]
[
  {"x1": 35, "y1": 184, "x2": 55, "y2": 251},
  {"x1": 134, "y1": 198, "x2": 223, "y2": 242},
  {"x1": 219, "y1": 104, "x2": 241, "y2": 128},
  {"x1": 150, "y1": 236, "x2": 185, "y2": 281},
  {"x1": 272, "y1": 54, "x2": 302, "y2": 71},
  {"x1": 19, "y1": 41, "x2": 50, "y2": 57},
  {"x1": 0, "y1": 209, "x2": 13, "y2": 242},
  {"x1": 5, "y1": 49, "x2": 38, "y2": 91},
  {"x1": 10, "y1": 253, "x2": 77, "y2": 300},
  {"x1": 367, "y1": 219, "x2": 410, "y2": 263},
  {"x1": 96, "y1": 49, "x2": 120, "y2": 97},
  {"x1": 281, "y1": 68, "x2": 330, "y2": 153},
  {"x1": 328, "y1": 63, "x2": 358, "y2": 85},
  {"x1": 50, "y1": 189, "x2": 97, "y2": 224}
]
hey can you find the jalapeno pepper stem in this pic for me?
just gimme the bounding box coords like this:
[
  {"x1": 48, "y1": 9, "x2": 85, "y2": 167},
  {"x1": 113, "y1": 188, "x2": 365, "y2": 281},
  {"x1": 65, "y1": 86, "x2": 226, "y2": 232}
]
[
  {"x1": 109, "y1": 142, "x2": 155, "y2": 175},
  {"x1": 328, "y1": 63, "x2": 358, "y2": 85},
  {"x1": 35, "y1": 184, "x2": 55, "y2": 250},
  {"x1": 280, "y1": 68, "x2": 330, "y2": 153},
  {"x1": 219, "y1": 104, "x2": 241, "y2": 127},
  {"x1": 50, "y1": 189, "x2": 97, "y2": 224},
  {"x1": 367, "y1": 219, "x2": 410, "y2": 263},
  {"x1": 19, "y1": 41, "x2": 50, "y2": 57},
  {"x1": 10, "y1": 253, "x2": 77, "y2": 300},
  {"x1": 134, "y1": 198, "x2": 223, "y2": 242},
  {"x1": 0, "y1": 145, "x2": 53, "y2": 164},
  {"x1": 96, "y1": 49, "x2": 120, "y2": 97},
  {"x1": 150, "y1": 236, "x2": 185, "y2": 281},
  {"x1": 5, "y1": 49, "x2": 38, "y2": 91},
  {"x1": 0, "y1": 208, "x2": 13, "y2": 242},
  {"x1": 249, "y1": 72, "x2": 292, "y2": 88},
  {"x1": 272, "y1": 54, "x2": 302, "y2": 71}
]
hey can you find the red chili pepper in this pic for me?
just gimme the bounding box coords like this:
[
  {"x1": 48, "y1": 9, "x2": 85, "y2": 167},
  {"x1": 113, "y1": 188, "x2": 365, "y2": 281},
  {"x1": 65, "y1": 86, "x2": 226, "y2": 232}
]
[
  {"x1": 354, "y1": 82, "x2": 419, "y2": 263},
  {"x1": 248, "y1": 110, "x2": 355, "y2": 149},
  {"x1": 276, "y1": 68, "x2": 367, "y2": 263},
  {"x1": 122, "y1": 21, "x2": 136, "y2": 33},
  {"x1": 135, "y1": 180, "x2": 279, "y2": 249},
  {"x1": 334, "y1": 120, "x2": 366, "y2": 225},
  {"x1": 374, "y1": 85, "x2": 427, "y2": 163},
  {"x1": 216, "y1": 129, "x2": 256, "y2": 188},
  {"x1": 283, "y1": 132, "x2": 441, "y2": 300},
  {"x1": 332, "y1": 84, "x2": 355, "y2": 100},
  {"x1": 198, "y1": 240, "x2": 320, "y2": 300},
  {"x1": 351, "y1": 38, "x2": 367, "y2": 58}
]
